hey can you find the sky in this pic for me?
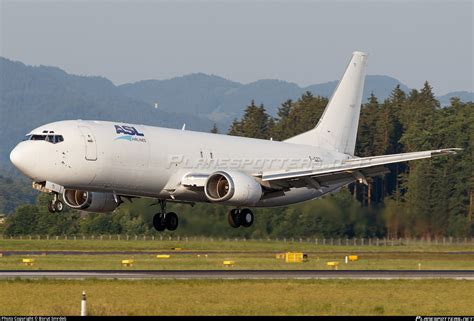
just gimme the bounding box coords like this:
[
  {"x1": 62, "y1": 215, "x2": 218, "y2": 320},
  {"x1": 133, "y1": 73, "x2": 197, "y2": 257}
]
[{"x1": 1, "y1": 0, "x2": 473, "y2": 95}]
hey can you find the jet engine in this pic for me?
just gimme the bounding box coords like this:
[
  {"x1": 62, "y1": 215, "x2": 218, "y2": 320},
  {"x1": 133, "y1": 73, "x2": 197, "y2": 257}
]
[
  {"x1": 63, "y1": 189, "x2": 120, "y2": 212},
  {"x1": 204, "y1": 171, "x2": 262, "y2": 206}
]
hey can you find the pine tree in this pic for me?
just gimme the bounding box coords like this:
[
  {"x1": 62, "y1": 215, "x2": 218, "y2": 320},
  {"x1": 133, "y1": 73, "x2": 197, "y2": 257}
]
[
  {"x1": 277, "y1": 99, "x2": 292, "y2": 119},
  {"x1": 228, "y1": 100, "x2": 271, "y2": 139},
  {"x1": 357, "y1": 93, "x2": 379, "y2": 157},
  {"x1": 400, "y1": 82, "x2": 443, "y2": 238},
  {"x1": 210, "y1": 123, "x2": 219, "y2": 134},
  {"x1": 228, "y1": 118, "x2": 243, "y2": 137},
  {"x1": 271, "y1": 92, "x2": 327, "y2": 140}
]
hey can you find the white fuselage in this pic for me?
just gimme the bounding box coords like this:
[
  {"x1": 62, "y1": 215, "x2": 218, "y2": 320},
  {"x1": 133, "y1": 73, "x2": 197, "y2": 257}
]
[{"x1": 11, "y1": 120, "x2": 353, "y2": 207}]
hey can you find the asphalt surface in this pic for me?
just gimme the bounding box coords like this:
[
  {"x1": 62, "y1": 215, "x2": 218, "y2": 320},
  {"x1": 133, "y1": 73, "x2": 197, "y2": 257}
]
[{"x1": 0, "y1": 270, "x2": 473, "y2": 280}]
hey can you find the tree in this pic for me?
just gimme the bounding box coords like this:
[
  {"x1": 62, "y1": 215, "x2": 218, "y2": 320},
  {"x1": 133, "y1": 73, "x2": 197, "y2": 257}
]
[
  {"x1": 228, "y1": 118, "x2": 243, "y2": 136},
  {"x1": 210, "y1": 123, "x2": 219, "y2": 134},
  {"x1": 357, "y1": 93, "x2": 379, "y2": 157},
  {"x1": 277, "y1": 99, "x2": 292, "y2": 119},
  {"x1": 228, "y1": 100, "x2": 271, "y2": 139},
  {"x1": 271, "y1": 92, "x2": 327, "y2": 140},
  {"x1": 4, "y1": 204, "x2": 39, "y2": 235}
]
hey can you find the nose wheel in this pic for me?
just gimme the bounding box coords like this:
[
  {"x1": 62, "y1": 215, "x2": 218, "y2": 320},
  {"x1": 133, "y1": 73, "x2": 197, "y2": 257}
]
[
  {"x1": 227, "y1": 208, "x2": 254, "y2": 228},
  {"x1": 48, "y1": 194, "x2": 64, "y2": 213},
  {"x1": 152, "y1": 200, "x2": 179, "y2": 231}
]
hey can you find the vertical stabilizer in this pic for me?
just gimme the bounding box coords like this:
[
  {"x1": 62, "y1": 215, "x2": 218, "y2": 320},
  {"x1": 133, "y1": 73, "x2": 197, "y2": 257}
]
[{"x1": 284, "y1": 51, "x2": 368, "y2": 155}]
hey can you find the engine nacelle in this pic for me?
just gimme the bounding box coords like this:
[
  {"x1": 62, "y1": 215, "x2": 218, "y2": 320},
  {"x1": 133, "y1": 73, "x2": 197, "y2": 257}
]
[
  {"x1": 63, "y1": 189, "x2": 119, "y2": 212},
  {"x1": 204, "y1": 171, "x2": 262, "y2": 206}
]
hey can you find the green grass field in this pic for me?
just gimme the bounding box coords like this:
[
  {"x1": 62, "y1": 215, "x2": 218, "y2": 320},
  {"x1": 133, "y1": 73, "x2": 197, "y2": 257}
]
[
  {"x1": 1, "y1": 252, "x2": 473, "y2": 270},
  {"x1": 1, "y1": 279, "x2": 473, "y2": 315},
  {"x1": 1, "y1": 239, "x2": 473, "y2": 270}
]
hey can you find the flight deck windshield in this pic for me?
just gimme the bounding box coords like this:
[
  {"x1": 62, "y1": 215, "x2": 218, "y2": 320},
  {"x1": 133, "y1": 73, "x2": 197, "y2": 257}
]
[{"x1": 25, "y1": 134, "x2": 64, "y2": 144}]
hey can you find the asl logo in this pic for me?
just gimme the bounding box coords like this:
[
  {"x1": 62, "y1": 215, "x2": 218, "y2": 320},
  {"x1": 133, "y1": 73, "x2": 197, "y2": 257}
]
[
  {"x1": 114, "y1": 125, "x2": 144, "y2": 136},
  {"x1": 114, "y1": 125, "x2": 146, "y2": 142}
]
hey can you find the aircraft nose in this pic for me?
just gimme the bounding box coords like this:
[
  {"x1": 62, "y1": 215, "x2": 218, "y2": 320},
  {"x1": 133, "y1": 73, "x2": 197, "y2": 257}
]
[
  {"x1": 10, "y1": 143, "x2": 37, "y2": 178},
  {"x1": 10, "y1": 145, "x2": 21, "y2": 168}
]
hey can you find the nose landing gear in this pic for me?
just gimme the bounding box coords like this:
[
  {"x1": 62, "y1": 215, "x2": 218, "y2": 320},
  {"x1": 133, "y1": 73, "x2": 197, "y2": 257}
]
[
  {"x1": 227, "y1": 208, "x2": 254, "y2": 228},
  {"x1": 152, "y1": 200, "x2": 179, "y2": 231},
  {"x1": 47, "y1": 193, "x2": 64, "y2": 213}
]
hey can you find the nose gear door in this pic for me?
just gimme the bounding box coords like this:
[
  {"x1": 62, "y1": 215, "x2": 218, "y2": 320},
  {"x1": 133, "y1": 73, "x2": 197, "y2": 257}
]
[{"x1": 78, "y1": 126, "x2": 98, "y2": 161}]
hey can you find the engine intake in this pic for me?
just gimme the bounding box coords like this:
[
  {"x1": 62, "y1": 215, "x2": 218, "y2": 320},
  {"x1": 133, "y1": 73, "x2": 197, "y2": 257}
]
[
  {"x1": 204, "y1": 171, "x2": 262, "y2": 206},
  {"x1": 63, "y1": 190, "x2": 119, "y2": 212}
]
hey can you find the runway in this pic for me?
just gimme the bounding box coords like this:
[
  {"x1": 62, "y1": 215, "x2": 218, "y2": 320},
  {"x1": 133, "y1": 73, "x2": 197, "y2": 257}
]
[{"x1": 0, "y1": 270, "x2": 473, "y2": 280}]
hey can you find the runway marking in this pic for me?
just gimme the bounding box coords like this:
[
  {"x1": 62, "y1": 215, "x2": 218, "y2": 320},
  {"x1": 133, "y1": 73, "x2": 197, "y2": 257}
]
[{"x1": 0, "y1": 270, "x2": 473, "y2": 280}]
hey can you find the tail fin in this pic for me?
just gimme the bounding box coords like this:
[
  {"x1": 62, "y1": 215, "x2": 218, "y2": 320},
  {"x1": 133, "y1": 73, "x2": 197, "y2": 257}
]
[{"x1": 284, "y1": 51, "x2": 368, "y2": 156}]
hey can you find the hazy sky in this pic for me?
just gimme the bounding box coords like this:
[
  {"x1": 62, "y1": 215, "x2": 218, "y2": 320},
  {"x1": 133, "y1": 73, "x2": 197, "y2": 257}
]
[{"x1": 1, "y1": 0, "x2": 473, "y2": 94}]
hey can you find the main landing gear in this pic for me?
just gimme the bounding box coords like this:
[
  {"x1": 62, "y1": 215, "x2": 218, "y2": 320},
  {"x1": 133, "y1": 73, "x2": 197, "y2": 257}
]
[
  {"x1": 153, "y1": 200, "x2": 179, "y2": 231},
  {"x1": 227, "y1": 208, "x2": 254, "y2": 228},
  {"x1": 47, "y1": 193, "x2": 64, "y2": 213}
]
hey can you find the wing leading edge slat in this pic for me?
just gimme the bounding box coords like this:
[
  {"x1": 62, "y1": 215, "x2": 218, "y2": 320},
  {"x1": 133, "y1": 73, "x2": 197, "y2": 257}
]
[{"x1": 260, "y1": 148, "x2": 461, "y2": 183}]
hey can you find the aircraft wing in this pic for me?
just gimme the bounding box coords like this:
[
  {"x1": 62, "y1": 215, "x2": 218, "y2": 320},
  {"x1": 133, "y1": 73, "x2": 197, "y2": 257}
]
[{"x1": 258, "y1": 148, "x2": 461, "y2": 189}]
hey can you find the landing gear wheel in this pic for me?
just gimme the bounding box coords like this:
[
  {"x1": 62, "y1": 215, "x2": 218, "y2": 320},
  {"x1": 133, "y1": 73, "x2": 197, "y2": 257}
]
[
  {"x1": 152, "y1": 200, "x2": 180, "y2": 232},
  {"x1": 153, "y1": 213, "x2": 166, "y2": 231},
  {"x1": 53, "y1": 200, "x2": 64, "y2": 212},
  {"x1": 227, "y1": 209, "x2": 241, "y2": 228},
  {"x1": 47, "y1": 201, "x2": 56, "y2": 213},
  {"x1": 165, "y1": 212, "x2": 179, "y2": 231},
  {"x1": 240, "y1": 208, "x2": 254, "y2": 228}
]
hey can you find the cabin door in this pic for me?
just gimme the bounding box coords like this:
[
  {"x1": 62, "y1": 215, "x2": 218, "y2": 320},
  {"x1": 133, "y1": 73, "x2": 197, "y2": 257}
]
[{"x1": 78, "y1": 126, "x2": 98, "y2": 161}]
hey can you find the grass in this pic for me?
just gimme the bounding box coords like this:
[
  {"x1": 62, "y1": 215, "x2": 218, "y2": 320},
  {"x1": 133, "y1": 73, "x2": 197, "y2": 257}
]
[
  {"x1": 0, "y1": 239, "x2": 473, "y2": 270},
  {"x1": 1, "y1": 239, "x2": 472, "y2": 316},
  {"x1": 0, "y1": 279, "x2": 473, "y2": 315},
  {"x1": 1, "y1": 252, "x2": 473, "y2": 270}
]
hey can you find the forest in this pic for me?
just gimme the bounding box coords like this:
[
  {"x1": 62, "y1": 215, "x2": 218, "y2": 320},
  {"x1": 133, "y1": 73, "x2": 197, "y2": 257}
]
[{"x1": 3, "y1": 82, "x2": 473, "y2": 238}]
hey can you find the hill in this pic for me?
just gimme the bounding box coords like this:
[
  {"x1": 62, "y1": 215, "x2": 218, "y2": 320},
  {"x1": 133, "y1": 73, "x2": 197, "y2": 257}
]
[
  {"x1": 0, "y1": 57, "x2": 214, "y2": 165},
  {"x1": 437, "y1": 91, "x2": 474, "y2": 106},
  {"x1": 118, "y1": 74, "x2": 412, "y2": 122}
]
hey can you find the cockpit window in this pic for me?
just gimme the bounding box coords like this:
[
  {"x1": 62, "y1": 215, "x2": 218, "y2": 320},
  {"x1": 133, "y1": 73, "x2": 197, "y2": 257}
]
[
  {"x1": 31, "y1": 135, "x2": 46, "y2": 141},
  {"x1": 29, "y1": 134, "x2": 64, "y2": 144}
]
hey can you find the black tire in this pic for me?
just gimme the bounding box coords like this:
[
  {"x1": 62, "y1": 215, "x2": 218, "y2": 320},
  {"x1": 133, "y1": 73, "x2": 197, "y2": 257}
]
[
  {"x1": 47, "y1": 202, "x2": 56, "y2": 213},
  {"x1": 240, "y1": 208, "x2": 254, "y2": 228},
  {"x1": 153, "y1": 213, "x2": 166, "y2": 231},
  {"x1": 165, "y1": 212, "x2": 179, "y2": 231},
  {"x1": 227, "y1": 209, "x2": 241, "y2": 228},
  {"x1": 54, "y1": 200, "x2": 64, "y2": 212}
]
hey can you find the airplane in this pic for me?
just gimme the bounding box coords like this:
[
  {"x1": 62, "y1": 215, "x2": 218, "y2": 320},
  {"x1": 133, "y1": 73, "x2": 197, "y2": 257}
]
[{"x1": 9, "y1": 51, "x2": 460, "y2": 232}]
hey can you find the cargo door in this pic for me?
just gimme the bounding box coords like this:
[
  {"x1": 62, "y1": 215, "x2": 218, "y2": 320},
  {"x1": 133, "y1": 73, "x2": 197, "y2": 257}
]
[{"x1": 78, "y1": 126, "x2": 97, "y2": 161}]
